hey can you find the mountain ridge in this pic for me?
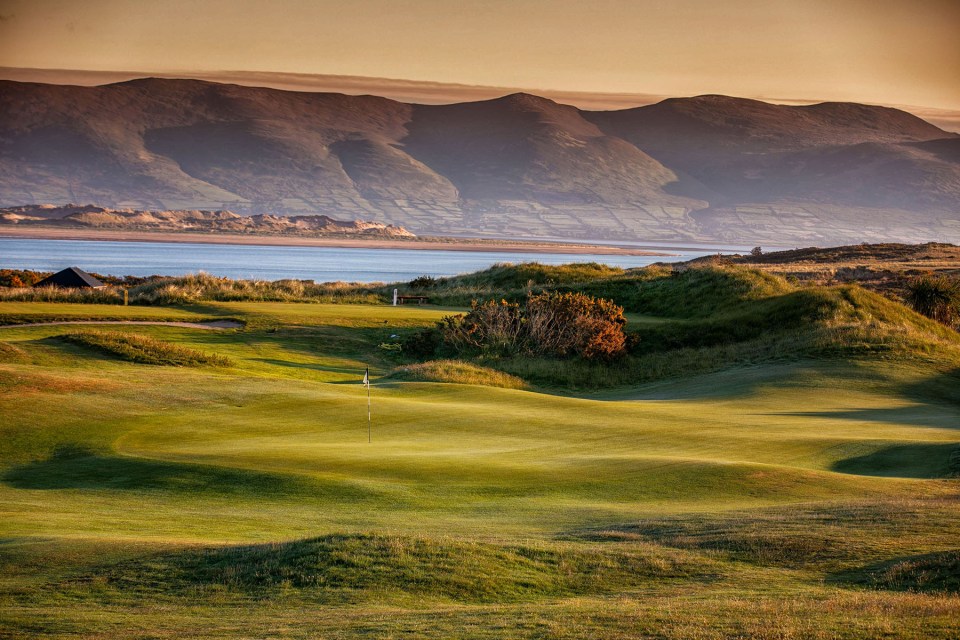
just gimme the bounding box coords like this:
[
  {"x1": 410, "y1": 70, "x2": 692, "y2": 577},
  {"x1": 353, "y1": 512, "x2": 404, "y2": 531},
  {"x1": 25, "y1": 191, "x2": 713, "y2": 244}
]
[{"x1": 1, "y1": 78, "x2": 957, "y2": 244}]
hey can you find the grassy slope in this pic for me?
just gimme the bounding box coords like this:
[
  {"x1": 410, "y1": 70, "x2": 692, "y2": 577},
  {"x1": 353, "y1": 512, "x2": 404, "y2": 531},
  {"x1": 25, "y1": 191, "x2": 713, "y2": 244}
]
[{"x1": 1, "y1": 277, "x2": 959, "y2": 638}]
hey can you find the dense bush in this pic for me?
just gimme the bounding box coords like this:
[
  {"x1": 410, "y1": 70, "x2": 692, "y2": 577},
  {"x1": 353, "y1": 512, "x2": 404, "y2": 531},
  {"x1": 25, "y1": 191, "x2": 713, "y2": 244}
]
[
  {"x1": 442, "y1": 299, "x2": 526, "y2": 356},
  {"x1": 411, "y1": 291, "x2": 627, "y2": 361},
  {"x1": 0, "y1": 269, "x2": 51, "y2": 288},
  {"x1": 906, "y1": 275, "x2": 959, "y2": 327},
  {"x1": 526, "y1": 292, "x2": 627, "y2": 359},
  {"x1": 408, "y1": 275, "x2": 438, "y2": 290},
  {"x1": 401, "y1": 326, "x2": 443, "y2": 360}
]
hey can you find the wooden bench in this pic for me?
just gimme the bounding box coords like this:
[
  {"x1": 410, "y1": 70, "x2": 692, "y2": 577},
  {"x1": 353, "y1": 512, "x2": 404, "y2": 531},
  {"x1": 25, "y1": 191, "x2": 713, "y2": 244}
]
[{"x1": 397, "y1": 295, "x2": 430, "y2": 305}]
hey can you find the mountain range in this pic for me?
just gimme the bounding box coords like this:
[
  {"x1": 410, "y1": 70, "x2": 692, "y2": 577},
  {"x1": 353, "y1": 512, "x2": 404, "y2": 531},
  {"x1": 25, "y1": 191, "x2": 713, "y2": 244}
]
[{"x1": 1, "y1": 78, "x2": 957, "y2": 244}]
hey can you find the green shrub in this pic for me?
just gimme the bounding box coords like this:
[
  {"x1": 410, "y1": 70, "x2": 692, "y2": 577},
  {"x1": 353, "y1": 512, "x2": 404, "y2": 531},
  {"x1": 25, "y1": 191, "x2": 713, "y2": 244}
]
[
  {"x1": 401, "y1": 326, "x2": 443, "y2": 360},
  {"x1": 906, "y1": 275, "x2": 960, "y2": 326},
  {"x1": 408, "y1": 275, "x2": 438, "y2": 290}
]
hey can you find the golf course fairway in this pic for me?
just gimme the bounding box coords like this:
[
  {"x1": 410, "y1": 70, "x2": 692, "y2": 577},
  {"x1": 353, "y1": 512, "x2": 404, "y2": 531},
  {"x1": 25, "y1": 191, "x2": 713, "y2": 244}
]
[{"x1": 1, "y1": 294, "x2": 958, "y2": 639}]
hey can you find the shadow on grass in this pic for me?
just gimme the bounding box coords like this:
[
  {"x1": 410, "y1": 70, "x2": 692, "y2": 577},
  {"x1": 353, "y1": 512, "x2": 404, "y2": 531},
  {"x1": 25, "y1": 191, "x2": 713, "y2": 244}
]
[
  {"x1": 830, "y1": 442, "x2": 960, "y2": 479},
  {"x1": 778, "y1": 406, "x2": 960, "y2": 430},
  {"x1": 831, "y1": 549, "x2": 960, "y2": 594},
  {"x1": 903, "y1": 367, "x2": 960, "y2": 408},
  {"x1": 253, "y1": 358, "x2": 364, "y2": 375},
  {"x1": 2, "y1": 444, "x2": 352, "y2": 498}
]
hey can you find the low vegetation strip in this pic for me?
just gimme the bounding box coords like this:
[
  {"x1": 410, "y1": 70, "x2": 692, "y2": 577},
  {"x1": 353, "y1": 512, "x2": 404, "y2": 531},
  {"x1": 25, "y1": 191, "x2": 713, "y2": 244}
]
[
  {"x1": 52, "y1": 534, "x2": 710, "y2": 604},
  {"x1": 59, "y1": 331, "x2": 233, "y2": 367},
  {"x1": 3, "y1": 319, "x2": 241, "y2": 329},
  {"x1": 843, "y1": 550, "x2": 960, "y2": 594},
  {"x1": 390, "y1": 360, "x2": 528, "y2": 389},
  {"x1": 0, "y1": 312, "x2": 240, "y2": 327}
]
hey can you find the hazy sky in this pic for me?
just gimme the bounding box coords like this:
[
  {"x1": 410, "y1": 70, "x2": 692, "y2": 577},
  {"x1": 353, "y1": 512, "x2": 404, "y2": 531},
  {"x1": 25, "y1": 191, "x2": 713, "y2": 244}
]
[{"x1": 1, "y1": 0, "x2": 958, "y2": 110}]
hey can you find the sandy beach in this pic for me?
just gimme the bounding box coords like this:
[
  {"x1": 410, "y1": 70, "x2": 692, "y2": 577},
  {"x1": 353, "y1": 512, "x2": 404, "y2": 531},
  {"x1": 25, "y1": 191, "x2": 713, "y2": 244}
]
[{"x1": 0, "y1": 226, "x2": 673, "y2": 256}]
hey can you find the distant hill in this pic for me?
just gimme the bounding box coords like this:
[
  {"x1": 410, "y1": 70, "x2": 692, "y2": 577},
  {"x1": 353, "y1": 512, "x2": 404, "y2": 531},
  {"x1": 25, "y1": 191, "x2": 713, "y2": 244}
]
[
  {"x1": 0, "y1": 204, "x2": 414, "y2": 237},
  {"x1": 1, "y1": 79, "x2": 957, "y2": 244}
]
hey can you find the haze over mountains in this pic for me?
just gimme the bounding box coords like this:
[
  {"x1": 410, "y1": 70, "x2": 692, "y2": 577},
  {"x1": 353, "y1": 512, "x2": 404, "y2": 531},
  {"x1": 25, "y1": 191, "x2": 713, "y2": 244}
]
[{"x1": 1, "y1": 78, "x2": 957, "y2": 245}]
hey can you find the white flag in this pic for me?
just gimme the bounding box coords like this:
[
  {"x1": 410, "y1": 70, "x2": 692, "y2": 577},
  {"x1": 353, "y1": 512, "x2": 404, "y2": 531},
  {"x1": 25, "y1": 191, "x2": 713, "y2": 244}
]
[{"x1": 362, "y1": 368, "x2": 369, "y2": 387}]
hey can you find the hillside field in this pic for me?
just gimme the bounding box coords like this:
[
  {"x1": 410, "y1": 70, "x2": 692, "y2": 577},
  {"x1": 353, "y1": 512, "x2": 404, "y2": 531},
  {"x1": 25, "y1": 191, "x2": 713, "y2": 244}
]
[{"x1": 1, "y1": 267, "x2": 959, "y2": 638}]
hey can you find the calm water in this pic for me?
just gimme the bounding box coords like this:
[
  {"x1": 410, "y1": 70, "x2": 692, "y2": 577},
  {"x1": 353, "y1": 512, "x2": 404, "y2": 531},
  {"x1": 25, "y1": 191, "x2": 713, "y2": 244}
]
[{"x1": 0, "y1": 237, "x2": 739, "y2": 283}]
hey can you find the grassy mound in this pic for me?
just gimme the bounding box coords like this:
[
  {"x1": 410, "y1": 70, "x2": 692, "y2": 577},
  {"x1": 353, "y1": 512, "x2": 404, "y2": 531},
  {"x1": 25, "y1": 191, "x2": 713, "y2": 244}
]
[
  {"x1": 390, "y1": 263, "x2": 791, "y2": 312},
  {"x1": 405, "y1": 266, "x2": 960, "y2": 389},
  {"x1": 0, "y1": 340, "x2": 26, "y2": 362},
  {"x1": 573, "y1": 266, "x2": 793, "y2": 318},
  {"x1": 390, "y1": 359, "x2": 527, "y2": 389},
  {"x1": 846, "y1": 550, "x2": 960, "y2": 594},
  {"x1": 445, "y1": 262, "x2": 626, "y2": 290},
  {"x1": 60, "y1": 330, "x2": 232, "y2": 367},
  {"x1": 58, "y1": 534, "x2": 707, "y2": 604},
  {"x1": 576, "y1": 500, "x2": 960, "y2": 571}
]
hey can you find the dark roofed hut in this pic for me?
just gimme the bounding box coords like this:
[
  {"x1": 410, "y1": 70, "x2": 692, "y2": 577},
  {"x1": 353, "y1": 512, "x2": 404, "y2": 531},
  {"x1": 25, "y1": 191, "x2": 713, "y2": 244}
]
[{"x1": 33, "y1": 267, "x2": 106, "y2": 289}]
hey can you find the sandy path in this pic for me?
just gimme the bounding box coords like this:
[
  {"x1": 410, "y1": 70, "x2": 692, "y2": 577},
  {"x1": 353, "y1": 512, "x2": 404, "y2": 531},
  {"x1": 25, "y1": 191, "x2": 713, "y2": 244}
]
[{"x1": 0, "y1": 320, "x2": 242, "y2": 330}]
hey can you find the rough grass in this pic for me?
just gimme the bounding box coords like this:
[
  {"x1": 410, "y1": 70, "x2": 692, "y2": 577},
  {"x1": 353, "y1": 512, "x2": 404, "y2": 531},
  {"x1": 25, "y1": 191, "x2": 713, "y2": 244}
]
[
  {"x1": 577, "y1": 500, "x2": 960, "y2": 572},
  {"x1": 0, "y1": 272, "x2": 384, "y2": 305},
  {"x1": 59, "y1": 330, "x2": 233, "y2": 367},
  {"x1": 854, "y1": 550, "x2": 960, "y2": 594},
  {"x1": 390, "y1": 359, "x2": 528, "y2": 389},
  {"x1": 0, "y1": 340, "x2": 26, "y2": 362},
  {"x1": 46, "y1": 534, "x2": 706, "y2": 605},
  {"x1": 130, "y1": 273, "x2": 383, "y2": 305}
]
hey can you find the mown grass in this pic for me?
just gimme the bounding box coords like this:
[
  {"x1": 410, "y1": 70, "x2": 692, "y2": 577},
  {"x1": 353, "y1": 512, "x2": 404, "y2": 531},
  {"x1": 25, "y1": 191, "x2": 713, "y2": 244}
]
[
  {"x1": 1, "y1": 267, "x2": 960, "y2": 638},
  {"x1": 59, "y1": 330, "x2": 233, "y2": 367}
]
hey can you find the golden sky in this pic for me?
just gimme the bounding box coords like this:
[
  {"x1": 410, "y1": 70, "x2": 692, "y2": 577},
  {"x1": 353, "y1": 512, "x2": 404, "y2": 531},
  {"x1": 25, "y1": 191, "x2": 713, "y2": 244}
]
[{"x1": 1, "y1": 0, "x2": 958, "y2": 111}]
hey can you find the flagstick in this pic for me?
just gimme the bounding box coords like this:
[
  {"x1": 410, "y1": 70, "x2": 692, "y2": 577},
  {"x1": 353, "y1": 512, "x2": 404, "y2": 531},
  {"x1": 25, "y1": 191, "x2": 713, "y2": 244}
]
[{"x1": 367, "y1": 376, "x2": 371, "y2": 443}]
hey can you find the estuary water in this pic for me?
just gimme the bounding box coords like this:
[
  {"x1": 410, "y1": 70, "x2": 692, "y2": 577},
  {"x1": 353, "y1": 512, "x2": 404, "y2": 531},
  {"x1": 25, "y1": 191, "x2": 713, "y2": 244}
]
[{"x1": 0, "y1": 237, "x2": 740, "y2": 283}]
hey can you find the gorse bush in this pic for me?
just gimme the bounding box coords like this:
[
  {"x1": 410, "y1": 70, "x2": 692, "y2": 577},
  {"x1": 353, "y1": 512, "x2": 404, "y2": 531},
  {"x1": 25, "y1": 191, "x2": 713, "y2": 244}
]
[
  {"x1": 526, "y1": 292, "x2": 627, "y2": 359},
  {"x1": 0, "y1": 286, "x2": 127, "y2": 304},
  {"x1": 0, "y1": 269, "x2": 50, "y2": 288},
  {"x1": 417, "y1": 291, "x2": 628, "y2": 361},
  {"x1": 442, "y1": 299, "x2": 526, "y2": 356}
]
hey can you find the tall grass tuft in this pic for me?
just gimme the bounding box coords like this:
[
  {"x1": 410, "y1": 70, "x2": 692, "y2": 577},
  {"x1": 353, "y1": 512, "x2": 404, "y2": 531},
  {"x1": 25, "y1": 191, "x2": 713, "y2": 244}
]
[
  {"x1": 0, "y1": 273, "x2": 385, "y2": 305},
  {"x1": 390, "y1": 360, "x2": 528, "y2": 389},
  {"x1": 130, "y1": 273, "x2": 383, "y2": 304}
]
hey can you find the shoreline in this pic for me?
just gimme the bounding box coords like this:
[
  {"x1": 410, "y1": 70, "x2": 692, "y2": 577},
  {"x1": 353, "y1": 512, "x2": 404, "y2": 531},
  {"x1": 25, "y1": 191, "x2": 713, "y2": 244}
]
[{"x1": 0, "y1": 226, "x2": 674, "y2": 256}]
